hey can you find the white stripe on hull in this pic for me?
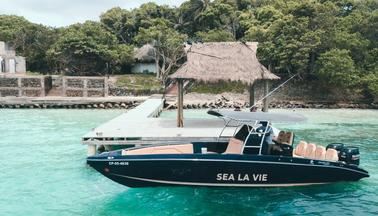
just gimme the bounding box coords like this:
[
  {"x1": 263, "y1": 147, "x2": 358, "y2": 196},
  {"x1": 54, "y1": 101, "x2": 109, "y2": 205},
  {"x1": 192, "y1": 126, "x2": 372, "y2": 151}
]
[
  {"x1": 89, "y1": 157, "x2": 367, "y2": 175},
  {"x1": 111, "y1": 173, "x2": 330, "y2": 187}
]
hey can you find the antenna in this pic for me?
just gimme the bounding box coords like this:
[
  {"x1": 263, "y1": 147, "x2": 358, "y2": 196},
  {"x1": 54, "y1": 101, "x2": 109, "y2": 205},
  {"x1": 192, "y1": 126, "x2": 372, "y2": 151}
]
[{"x1": 250, "y1": 73, "x2": 298, "y2": 109}]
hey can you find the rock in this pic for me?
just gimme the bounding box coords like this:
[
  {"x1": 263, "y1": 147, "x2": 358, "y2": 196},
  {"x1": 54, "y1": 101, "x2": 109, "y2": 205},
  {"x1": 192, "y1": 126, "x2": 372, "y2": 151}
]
[
  {"x1": 221, "y1": 95, "x2": 230, "y2": 102},
  {"x1": 107, "y1": 103, "x2": 113, "y2": 108},
  {"x1": 92, "y1": 104, "x2": 98, "y2": 108},
  {"x1": 99, "y1": 103, "x2": 105, "y2": 109},
  {"x1": 120, "y1": 103, "x2": 127, "y2": 108},
  {"x1": 87, "y1": 104, "x2": 92, "y2": 109}
]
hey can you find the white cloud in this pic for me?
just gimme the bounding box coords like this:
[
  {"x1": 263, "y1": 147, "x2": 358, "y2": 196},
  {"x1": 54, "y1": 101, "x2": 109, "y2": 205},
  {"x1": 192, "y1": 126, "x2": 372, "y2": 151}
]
[{"x1": 0, "y1": 0, "x2": 186, "y2": 27}]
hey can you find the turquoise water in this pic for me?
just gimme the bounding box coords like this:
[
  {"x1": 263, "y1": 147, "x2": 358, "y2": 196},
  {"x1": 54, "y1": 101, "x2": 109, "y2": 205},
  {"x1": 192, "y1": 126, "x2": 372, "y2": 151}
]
[{"x1": 0, "y1": 109, "x2": 377, "y2": 215}]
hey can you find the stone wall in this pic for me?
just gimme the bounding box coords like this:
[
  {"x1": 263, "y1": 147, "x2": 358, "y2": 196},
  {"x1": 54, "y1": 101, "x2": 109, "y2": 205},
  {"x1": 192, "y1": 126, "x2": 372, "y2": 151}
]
[
  {"x1": 0, "y1": 75, "x2": 52, "y2": 97},
  {"x1": 62, "y1": 76, "x2": 108, "y2": 97}
]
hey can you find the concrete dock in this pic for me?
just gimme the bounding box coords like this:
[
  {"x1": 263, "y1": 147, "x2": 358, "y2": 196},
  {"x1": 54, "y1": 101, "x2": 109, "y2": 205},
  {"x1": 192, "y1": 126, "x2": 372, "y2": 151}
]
[{"x1": 82, "y1": 98, "x2": 233, "y2": 155}]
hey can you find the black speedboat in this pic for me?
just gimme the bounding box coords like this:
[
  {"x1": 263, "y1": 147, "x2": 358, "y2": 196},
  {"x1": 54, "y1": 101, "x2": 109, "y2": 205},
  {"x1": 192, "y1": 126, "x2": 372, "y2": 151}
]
[{"x1": 87, "y1": 110, "x2": 369, "y2": 188}]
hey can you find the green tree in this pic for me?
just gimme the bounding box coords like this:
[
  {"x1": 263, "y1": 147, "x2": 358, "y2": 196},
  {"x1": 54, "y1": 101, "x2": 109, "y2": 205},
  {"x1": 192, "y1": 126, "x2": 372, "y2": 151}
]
[
  {"x1": 196, "y1": 29, "x2": 235, "y2": 42},
  {"x1": 178, "y1": 0, "x2": 210, "y2": 35},
  {"x1": 100, "y1": 7, "x2": 136, "y2": 44},
  {"x1": 47, "y1": 21, "x2": 133, "y2": 76},
  {"x1": 316, "y1": 49, "x2": 358, "y2": 88},
  {"x1": 363, "y1": 73, "x2": 378, "y2": 100},
  {"x1": 0, "y1": 15, "x2": 58, "y2": 72},
  {"x1": 197, "y1": 1, "x2": 240, "y2": 37},
  {"x1": 135, "y1": 19, "x2": 187, "y2": 81},
  {"x1": 132, "y1": 3, "x2": 178, "y2": 31}
]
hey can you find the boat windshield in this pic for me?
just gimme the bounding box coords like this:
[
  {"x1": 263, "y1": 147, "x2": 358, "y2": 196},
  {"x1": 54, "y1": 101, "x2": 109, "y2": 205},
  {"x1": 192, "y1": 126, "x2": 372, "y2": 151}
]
[{"x1": 219, "y1": 119, "x2": 273, "y2": 155}]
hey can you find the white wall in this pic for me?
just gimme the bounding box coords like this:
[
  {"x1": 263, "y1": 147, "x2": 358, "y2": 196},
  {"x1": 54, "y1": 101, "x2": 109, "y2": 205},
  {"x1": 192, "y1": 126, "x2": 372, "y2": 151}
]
[
  {"x1": 131, "y1": 63, "x2": 157, "y2": 74},
  {"x1": 15, "y1": 56, "x2": 26, "y2": 73}
]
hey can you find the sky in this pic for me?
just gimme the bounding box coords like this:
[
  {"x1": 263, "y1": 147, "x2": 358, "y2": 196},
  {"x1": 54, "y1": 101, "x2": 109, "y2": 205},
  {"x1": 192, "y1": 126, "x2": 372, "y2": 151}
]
[{"x1": 0, "y1": 0, "x2": 186, "y2": 27}]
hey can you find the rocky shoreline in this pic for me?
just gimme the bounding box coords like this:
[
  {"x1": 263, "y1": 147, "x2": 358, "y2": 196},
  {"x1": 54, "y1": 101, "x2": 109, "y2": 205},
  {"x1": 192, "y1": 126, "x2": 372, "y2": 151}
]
[
  {"x1": 165, "y1": 99, "x2": 378, "y2": 110},
  {"x1": 0, "y1": 93, "x2": 376, "y2": 109},
  {"x1": 165, "y1": 93, "x2": 378, "y2": 110},
  {"x1": 0, "y1": 101, "x2": 140, "y2": 109}
]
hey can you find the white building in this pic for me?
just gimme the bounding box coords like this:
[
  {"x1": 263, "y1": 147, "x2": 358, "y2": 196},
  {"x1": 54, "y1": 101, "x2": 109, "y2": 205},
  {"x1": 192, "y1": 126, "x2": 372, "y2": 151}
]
[
  {"x1": 132, "y1": 44, "x2": 157, "y2": 74},
  {"x1": 0, "y1": 41, "x2": 26, "y2": 74}
]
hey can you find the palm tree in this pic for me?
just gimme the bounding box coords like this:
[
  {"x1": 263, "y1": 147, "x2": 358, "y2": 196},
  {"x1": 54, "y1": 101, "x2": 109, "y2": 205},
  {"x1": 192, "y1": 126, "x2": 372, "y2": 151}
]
[{"x1": 178, "y1": 0, "x2": 210, "y2": 28}]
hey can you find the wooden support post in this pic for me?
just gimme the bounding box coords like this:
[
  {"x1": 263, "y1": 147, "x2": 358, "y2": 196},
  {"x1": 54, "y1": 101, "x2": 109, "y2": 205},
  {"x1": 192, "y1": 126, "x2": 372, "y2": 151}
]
[
  {"x1": 263, "y1": 80, "x2": 269, "y2": 112},
  {"x1": 18, "y1": 77, "x2": 22, "y2": 97},
  {"x1": 177, "y1": 79, "x2": 184, "y2": 127},
  {"x1": 104, "y1": 77, "x2": 109, "y2": 97},
  {"x1": 40, "y1": 77, "x2": 45, "y2": 97},
  {"x1": 62, "y1": 76, "x2": 66, "y2": 96},
  {"x1": 249, "y1": 83, "x2": 255, "y2": 106},
  {"x1": 87, "y1": 145, "x2": 97, "y2": 156},
  {"x1": 83, "y1": 79, "x2": 88, "y2": 97}
]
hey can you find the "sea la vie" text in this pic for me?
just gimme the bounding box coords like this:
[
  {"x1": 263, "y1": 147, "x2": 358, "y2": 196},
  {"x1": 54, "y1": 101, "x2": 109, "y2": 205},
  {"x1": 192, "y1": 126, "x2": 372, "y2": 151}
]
[{"x1": 216, "y1": 173, "x2": 268, "y2": 182}]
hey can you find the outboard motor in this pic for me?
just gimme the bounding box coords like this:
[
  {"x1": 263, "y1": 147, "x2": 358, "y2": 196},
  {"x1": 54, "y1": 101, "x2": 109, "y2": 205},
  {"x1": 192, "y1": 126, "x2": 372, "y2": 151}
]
[
  {"x1": 326, "y1": 143, "x2": 345, "y2": 158},
  {"x1": 339, "y1": 147, "x2": 360, "y2": 165}
]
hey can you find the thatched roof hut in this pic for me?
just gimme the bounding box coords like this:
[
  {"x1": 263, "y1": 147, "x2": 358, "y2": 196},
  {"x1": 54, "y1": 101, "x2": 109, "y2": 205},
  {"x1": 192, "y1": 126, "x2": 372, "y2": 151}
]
[
  {"x1": 169, "y1": 42, "x2": 280, "y2": 127},
  {"x1": 134, "y1": 44, "x2": 156, "y2": 63},
  {"x1": 170, "y1": 42, "x2": 280, "y2": 84}
]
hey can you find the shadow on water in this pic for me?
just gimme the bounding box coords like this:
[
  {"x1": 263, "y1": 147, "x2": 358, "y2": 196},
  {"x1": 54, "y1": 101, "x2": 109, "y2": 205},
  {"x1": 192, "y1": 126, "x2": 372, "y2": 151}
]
[{"x1": 91, "y1": 181, "x2": 374, "y2": 216}]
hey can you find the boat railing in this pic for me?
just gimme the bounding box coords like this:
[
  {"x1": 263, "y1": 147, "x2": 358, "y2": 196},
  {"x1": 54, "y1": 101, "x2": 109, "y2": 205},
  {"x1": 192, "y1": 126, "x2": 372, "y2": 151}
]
[
  {"x1": 218, "y1": 117, "x2": 271, "y2": 155},
  {"x1": 241, "y1": 121, "x2": 270, "y2": 155}
]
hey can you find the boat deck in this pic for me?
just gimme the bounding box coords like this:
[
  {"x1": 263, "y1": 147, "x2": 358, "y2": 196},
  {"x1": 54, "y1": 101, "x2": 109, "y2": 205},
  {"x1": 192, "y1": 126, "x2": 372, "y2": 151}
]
[{"x1": 82, "y1": 98, "x2": 232, "y2": 153}]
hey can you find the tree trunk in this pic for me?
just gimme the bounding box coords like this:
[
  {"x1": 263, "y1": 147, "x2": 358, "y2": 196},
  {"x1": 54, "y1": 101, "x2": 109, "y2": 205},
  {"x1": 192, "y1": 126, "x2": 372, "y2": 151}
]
[{"x1": 155, "y1": 51, "x2": 160, "y2": 79}]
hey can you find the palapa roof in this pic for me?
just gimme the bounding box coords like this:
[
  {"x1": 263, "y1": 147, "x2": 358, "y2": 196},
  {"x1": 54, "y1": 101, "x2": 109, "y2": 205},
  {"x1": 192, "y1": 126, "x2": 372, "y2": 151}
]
[
  {"x1": 134, "y1": 44, "x2": 156, "y2": 63},
  {"x1": 170, "y1": 42, "x2": 280, "y2": 84}
]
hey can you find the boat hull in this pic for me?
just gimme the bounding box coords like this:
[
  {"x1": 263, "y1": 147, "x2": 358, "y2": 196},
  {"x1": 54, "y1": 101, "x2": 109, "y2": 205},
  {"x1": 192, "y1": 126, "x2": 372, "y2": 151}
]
[{"x1": 87, "y1": 154, "x2": 369, "y2": 188}]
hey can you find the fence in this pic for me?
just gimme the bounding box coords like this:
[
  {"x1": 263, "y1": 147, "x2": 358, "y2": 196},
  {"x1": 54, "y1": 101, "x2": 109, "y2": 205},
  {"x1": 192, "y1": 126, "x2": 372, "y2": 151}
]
[{"x1": 0, "y1": 75, "x2": 52, "y2": 97}]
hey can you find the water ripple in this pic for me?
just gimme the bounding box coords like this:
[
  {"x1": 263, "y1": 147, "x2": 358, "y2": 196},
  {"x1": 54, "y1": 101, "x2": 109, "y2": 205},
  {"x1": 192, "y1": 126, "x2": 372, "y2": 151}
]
[{"x1": 0, "y1": 109, "x2": 377, "y2": 215}]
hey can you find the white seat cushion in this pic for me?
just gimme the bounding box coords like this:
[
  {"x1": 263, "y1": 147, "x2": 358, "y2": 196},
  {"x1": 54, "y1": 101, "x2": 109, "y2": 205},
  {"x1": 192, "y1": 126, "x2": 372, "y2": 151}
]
[
  {"x1": 315, "y1": 146, "x2": 326, "y2": 160},
  {"x1": 223, "y1": 138, "x2": 244, "y2": 154},
  {"x1": 305, "y1": 143, "x2": 316, "y2": 159},
  {"x1": 325, "y1": 149, "x2": 339, "y2": 162},
  {"x1": 294, "y1": 141, "x2": 308, "y2": 156}
]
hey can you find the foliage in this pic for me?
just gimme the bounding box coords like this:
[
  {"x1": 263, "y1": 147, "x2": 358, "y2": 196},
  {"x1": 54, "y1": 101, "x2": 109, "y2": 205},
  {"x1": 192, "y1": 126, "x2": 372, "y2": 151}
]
[
  {"x1": 100, "y1": 7, "x2": 136, "y2": 44},
  {"x1": 196, "y1": 29, "x2": 235, "y2": 42},
  {"x1": 0, "y1": 15, "x2": 58, "y2": 73},
  {"x1": 363, "y1": 73, "x2": 378, "y2": 100},
  {"x1": 134, "y1": 19, "x2": 187, "y2": 82},
  {"x1": 190, "y1": 81, "x2": 246, "y2": 94},
  {"x1": 0, "y1": 0, "x2": 377, "y2": 99},
  {"x1": 46, "y1": 21, "x2": 133, "y2": 76},
  {"x1": 316, "y1": 49, "x2": 358, "y2": 88}
]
